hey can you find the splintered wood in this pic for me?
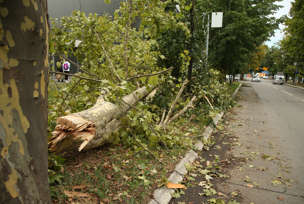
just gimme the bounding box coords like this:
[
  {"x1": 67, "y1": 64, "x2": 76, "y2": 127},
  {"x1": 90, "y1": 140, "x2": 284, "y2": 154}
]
[{"x1": 49, "y1": 115, "x2": 96, "y2": 153}]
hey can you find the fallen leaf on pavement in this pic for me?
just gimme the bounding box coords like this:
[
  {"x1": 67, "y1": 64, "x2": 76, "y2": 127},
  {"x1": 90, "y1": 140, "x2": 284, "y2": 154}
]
[
  {"x1": 231, "y1": 191, "x2": 239, "y2": 197},
  {"x1": 277, "y1": 196, "x2": 285, "y2": 201},
  {"x1": 272, "y1": 180, "x2": 282, "y2": 186},
  {"x1": 246, "y1": 184, "x2": 254, "y2": 188},
  {"x1": 167, "y1": 182, "x2": 186, "y2": 189},
  {"x1": 218, "y1": 192, "x2": 228, "y2": 197}
]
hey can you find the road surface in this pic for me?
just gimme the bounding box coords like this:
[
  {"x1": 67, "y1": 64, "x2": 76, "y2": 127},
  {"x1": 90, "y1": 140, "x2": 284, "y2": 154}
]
[
  {"x1": 218, "y1": 80, "x2": 304, "y2": 203},
  {"x1": 170, "y1": 79, "x2": 304, "y2": 204}
]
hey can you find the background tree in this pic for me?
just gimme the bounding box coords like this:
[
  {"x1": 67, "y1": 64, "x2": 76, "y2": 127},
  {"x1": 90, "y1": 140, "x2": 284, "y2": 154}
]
[
  {"x1": 281, "y1": 0, "x2": 304, "y2": 81},
  {"x1": 248, "y1": 44, "x2": 267, "y2": 73},
  {"x1": 0, "y1": 0, "x2": 50, "y2": 203},
  {"x1": 207, "y1": 0, "x2": 281, "y2": 75}
]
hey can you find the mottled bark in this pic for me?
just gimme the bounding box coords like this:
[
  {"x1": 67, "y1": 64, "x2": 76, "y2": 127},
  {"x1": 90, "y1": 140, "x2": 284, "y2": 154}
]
[{"x1": 0, "y1": 0, "x2": 50, "y2": 203}]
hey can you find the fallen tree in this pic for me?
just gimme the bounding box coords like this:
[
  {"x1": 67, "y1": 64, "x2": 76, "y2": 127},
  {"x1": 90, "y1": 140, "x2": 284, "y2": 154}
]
[{"x1": 49, "y1": 87, "x2": 152, "y2": 155}]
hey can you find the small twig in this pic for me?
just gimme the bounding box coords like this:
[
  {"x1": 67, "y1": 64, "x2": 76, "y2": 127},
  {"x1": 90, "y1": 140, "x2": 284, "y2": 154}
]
[
  {"x1": 203, "y1": 95, "x2": 214, "y2": 110},
  {"x1": 94, "y1": 31, "x2": 122, "y2": 82},
  {"x1": 163, "y1": 79, "x2": 189, "y2": 125},
  {"x1": 49, "y1": 71, "x2": 102, "y2": 83},
  {"x1": 134, "y1": 139, "x2": 164, "y2": 164},
  {"x1": 61, "y1": 78, "x2": 83, "y2": 110},
  {"x1": 126, "y1": 67, "x2": 173, "y2": 81}
]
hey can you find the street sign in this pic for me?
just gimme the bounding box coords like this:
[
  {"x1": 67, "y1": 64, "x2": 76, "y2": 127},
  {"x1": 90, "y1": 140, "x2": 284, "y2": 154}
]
[{"x1": 211, "y1": 12, "x2": 223, "y2": 28}]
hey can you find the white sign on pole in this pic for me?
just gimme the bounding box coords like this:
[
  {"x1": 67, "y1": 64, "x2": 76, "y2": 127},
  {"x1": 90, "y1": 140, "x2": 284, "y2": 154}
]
[{"x1": 211, "y1": 12, "x2": 223, "y2": 28}]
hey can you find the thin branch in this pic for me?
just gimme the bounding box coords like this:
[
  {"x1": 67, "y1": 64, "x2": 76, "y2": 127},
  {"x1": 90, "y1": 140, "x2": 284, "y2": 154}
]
[
  {"x1": 159, "y1": 110, "x2": 166, "y2": 126},
  {"x1": 134, "y1": 139, "x2": 164, "y2": 164},
  {"x1": 61, "y1": 78, "x2": 83, "y2": 110},
  {"x1": 203, "y1": 95, "x2": 214, "y2": 110},
  {"x1": 126, "y1": 67, "x2": 174, "y2": 81},
  {"x1": 167, "y1": 96, "x2": 197, "y2": 125},
  {"x1": 163, "y1": 79, "x2": 189, "y2": 125},
  {"x1": 49, "y1": 71, "x2": 102, "y2": 83},
  {"x1": 94, "y1": 31, "x2": 122, "y2": 82}
]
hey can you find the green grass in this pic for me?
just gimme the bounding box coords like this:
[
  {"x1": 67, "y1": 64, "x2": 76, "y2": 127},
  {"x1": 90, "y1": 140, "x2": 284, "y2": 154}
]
[{"x1": 50, "y1": 142, "x2": 191, "y2": 203}]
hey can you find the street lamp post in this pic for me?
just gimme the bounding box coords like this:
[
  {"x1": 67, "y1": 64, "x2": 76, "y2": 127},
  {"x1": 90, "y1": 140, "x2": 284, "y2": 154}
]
[{"x1": 203, "y1": 12, "x2": 223, "y2": 68}]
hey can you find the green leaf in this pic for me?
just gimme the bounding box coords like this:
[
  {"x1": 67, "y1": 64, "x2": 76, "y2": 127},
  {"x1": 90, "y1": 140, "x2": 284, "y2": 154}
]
[{"x1": 104, "y1": 0, "x2": 111, "y2": 4}]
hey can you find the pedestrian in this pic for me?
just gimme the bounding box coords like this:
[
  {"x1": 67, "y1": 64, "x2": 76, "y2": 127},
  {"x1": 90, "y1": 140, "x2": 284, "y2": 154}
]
[{"x1": 62, "y1": 60, "x2": 71, "y2": 82}]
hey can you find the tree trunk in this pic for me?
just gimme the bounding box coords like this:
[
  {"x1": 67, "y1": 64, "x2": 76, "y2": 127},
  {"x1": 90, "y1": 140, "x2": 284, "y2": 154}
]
[
  {"x1": 0, "y1": 0, "x2": 50, "y2": 203},
  {"x1": 49, "y1": 87, "x2": 151, "y2": 156},
  {"x1": 187, "y1": 0, "x2": 195, "y2": 81}
]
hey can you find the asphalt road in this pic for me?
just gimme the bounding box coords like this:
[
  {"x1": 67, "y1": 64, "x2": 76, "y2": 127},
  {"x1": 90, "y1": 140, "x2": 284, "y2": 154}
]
[
  {"x1": 218, "y1": 80, "x2": 304, "y2": 204},
  {"x1": 170, "y1": 80, "x2": 304, "y2": 204},
  {"x1": 250, "y1": 80, "x2": 304, "y2": 189}
]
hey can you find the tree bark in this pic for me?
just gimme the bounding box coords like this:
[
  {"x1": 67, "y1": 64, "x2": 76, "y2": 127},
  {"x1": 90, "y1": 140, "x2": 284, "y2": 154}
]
[
  {"x1": 187, "y1": 0, "x2": 196, "y2": 81},
  {"x1": 49, "y1": 87, "x2": 151, "y2": 155},
  {"x1": 0, "y1": 0, "x2": 50, "y2": 203}
]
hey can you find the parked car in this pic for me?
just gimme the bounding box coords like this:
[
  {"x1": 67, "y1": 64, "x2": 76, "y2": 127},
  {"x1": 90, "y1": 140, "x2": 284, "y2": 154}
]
[
  {"x1": 251, "y1": 77, "x2": 261, "y2": 82},
  {"x1": 274, "y1": 72, "x2": 285, "y2": 80},
  {"x1": 235, "y1": 74, "x2": 241, "y2": 81},
  {"x1": 263, "y1": 75, "x2": 269, "y2": 79},
  {"x1": 273, "y1": 78, "x2": 284, "y2": 85}
]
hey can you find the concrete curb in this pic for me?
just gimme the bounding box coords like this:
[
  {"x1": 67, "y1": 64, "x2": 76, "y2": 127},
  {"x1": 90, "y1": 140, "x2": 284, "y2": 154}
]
[
  {"x1": 232, "y1": 83, "x2": 242, "y2": 99},
  {"x1": 148, "y1": 83, "x2": 242, "y2": 204},
  {"x1": 286, "y1": 83, "x2": 304, "y2": 90}
]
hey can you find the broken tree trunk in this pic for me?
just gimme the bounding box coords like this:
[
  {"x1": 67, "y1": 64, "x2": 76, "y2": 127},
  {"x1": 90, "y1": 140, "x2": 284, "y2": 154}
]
[{"x1": 49, "y1": 87, "x2": 151, "y2": 155}]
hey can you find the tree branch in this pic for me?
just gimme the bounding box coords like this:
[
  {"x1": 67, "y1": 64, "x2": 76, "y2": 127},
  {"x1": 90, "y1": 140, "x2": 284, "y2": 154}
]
[
  {"x1": 49, "y1": 71, "x2": 102, "y2": 83},
  {"x1": 126, "y1": 67, "x2": 173, "y2": 81},
  {"x1": 94, "y1": 31, "x2": 122, "y2": 82},
  {"x1": 163, "y1": 79, "x2": 189, "y2": 125},
  {"x1": 203, "y1": 95, "x2": 214, "y2": 110},
  {"x1": 167, "y1": 96, "x2": 197, "y2": 125}
]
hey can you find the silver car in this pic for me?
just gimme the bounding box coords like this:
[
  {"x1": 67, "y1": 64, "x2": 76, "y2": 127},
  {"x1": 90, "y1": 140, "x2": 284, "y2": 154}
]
[
  {"x1": 273, "y1": 78, "x2": 284, "y2": 85},
  {"x1": 251, "y1": 77, "x2": 261, "y2": 82}
]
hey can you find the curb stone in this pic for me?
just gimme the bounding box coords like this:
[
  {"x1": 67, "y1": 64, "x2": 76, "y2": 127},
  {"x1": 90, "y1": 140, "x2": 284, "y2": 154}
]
[
  {"x1": 286, "y1": 83, "x2": 304, "y2": 90},
  {"x1": 148, "y1": 199, "x2": 159, "y2": 204},
  {"x1": 148, "y1": 83, "x2": 242, "y2": 204},
  {"x1": 153, "y1": 187, "x2": 174, "y2": 204},
  {"x1": 174, "y1": 150, "x2": 198, "y2": 175},
  {"x1": 232, "y1": 83, "x2": 242, "y2": 98},
  {"x1": 168, "y1": 171, "x2": 183, "y2": 184}
]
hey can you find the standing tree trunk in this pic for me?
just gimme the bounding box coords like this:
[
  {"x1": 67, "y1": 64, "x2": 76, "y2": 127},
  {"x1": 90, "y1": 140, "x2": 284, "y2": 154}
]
[
  {"x1": 187, "y1": 0, "x2": 195, "y2": 81},
  {"x1": 0, "y1": 0, "x2": 50, "y2": 203}
]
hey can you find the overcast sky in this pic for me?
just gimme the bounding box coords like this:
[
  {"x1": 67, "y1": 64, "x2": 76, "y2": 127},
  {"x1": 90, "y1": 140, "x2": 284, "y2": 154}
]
[{"x1": 265, "y1": 0, "x2": 293, "y2": 47}]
